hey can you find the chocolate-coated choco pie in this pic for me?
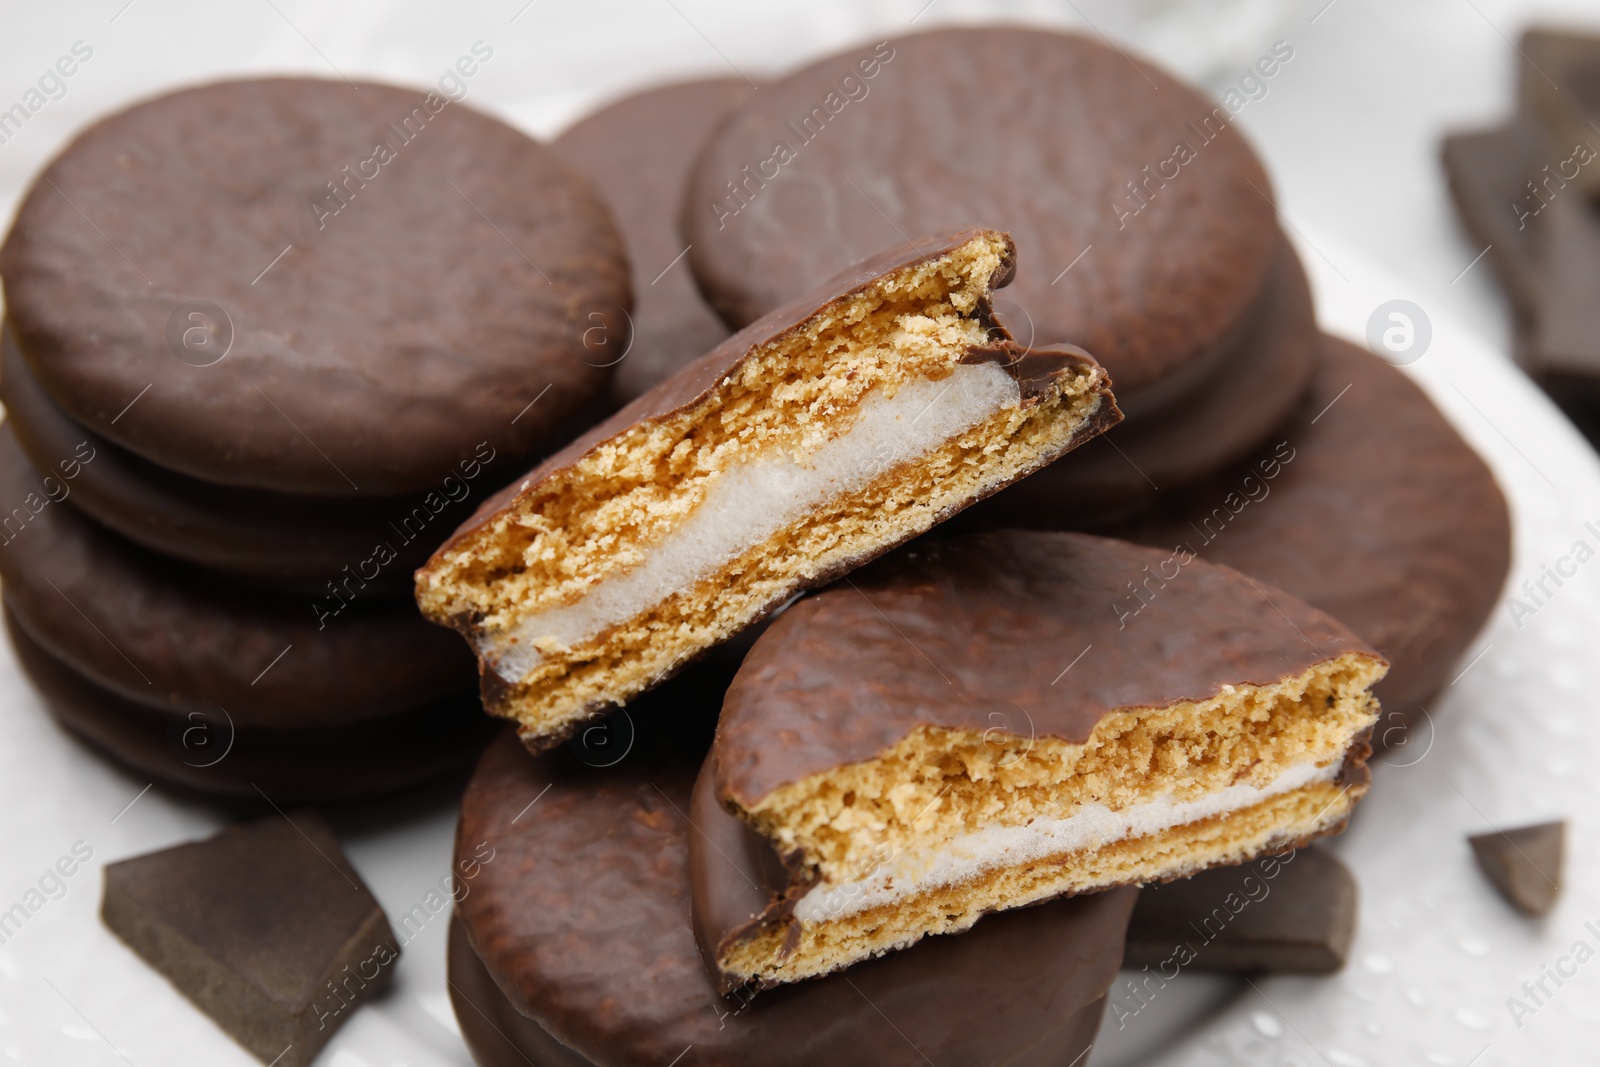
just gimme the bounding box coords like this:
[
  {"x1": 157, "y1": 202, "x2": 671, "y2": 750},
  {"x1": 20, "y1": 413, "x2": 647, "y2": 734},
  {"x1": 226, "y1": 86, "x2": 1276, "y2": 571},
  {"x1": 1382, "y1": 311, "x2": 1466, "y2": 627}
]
[
  {"x1": 6, "y1": 609, "x2": 492, "y2": 802},
  {"x1": 554, "y1": 78, "x2": 755, "y2": 404},
  {"x1": 695, "y1": 531, "x2": 1382, "y2": 989},
  {"x1": 0, "y1": 78, "x2": 627, "y2": 496},
  {"x1": 0, "y1": 426, "x2": 472, "y2": 728},
  {"x1": 417, "y1": 229, "x2": 1119, "y2": 751},
  {"x1": 450, "y1": 715, "x2": 1135, "y2": 1067},
  {"x1": 0, "y1": 326, "x2": 487, "y2": 590},
  {"x1": 683, "y1": 27, "x2": 1307, "y2": 510}
]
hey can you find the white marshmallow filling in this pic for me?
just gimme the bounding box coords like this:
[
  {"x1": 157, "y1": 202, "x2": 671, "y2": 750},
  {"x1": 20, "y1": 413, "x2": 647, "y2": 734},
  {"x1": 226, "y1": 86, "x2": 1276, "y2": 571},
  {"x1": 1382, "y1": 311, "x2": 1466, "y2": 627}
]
[
  {"x1": 791, "y1": 756, "x2": 1343, "y2": 926},
  {"x1": 483, "y1": 362, "x2": 1022, "y2": 682}
]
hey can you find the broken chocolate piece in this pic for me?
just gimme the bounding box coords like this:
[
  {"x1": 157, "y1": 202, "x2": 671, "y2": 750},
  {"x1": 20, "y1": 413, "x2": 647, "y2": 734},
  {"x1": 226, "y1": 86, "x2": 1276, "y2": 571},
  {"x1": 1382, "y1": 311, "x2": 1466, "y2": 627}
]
[
  {"x1": 1520, "y1": 29, "x2": 1600, "y2": 196},
  {"x1": 1469, "y1": 820, "x2": 1564, "y2": 916},
  {"x1": 101, "y1": 812, "x2": 399, "y2": 1067},
  {"x1": 1123, "y1": 844, "x2": 1357, "y2": 974}
]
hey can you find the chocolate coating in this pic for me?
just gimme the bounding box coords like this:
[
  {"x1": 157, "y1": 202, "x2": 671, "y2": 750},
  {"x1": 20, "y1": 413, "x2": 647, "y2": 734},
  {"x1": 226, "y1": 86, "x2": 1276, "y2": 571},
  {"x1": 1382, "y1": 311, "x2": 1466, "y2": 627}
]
[
  {"x1": 453, "y1": 724, "x2": 1134, "y2": 1067},
  {"x1": 961, "y1": 234, "x2": 1317, "y2": 524},
  {"x1": 0, "y1": 78, "x2": 628, "y2": 495},
  {"x1": 7, "y1": 609, "x2": 493, "y2": 803},
  {"x1": 683, "y1": 27, "x2": 1277, "y2": 397},
  {"x1": 102, "y1": 812, "x2": 398, "y2": 1067},
  {"x1": 1, "y1": 327, "x2": 483, "y2": 588},
  {"x1": 1108, "y1": 336, "x2": 1511, "y2": 740},
  {"x1": 555, "y1": 78, "x2": 755, "y2": 403},
  {"x1": 713, "y1": 531, "x2": 1376, "y2": 807},
  {"x1": 0, "y1": 425, "x2": 473, "y2": 728}
]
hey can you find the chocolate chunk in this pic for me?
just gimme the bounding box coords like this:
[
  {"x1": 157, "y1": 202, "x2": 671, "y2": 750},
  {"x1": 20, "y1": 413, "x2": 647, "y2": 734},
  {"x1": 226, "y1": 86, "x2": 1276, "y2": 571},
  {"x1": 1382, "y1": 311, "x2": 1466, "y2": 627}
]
[
  {"x1": 1123, "y1": 844, "x2": 1357, "y2": 974},
  {"x1": 101, "y1": 812, "x2": 399, "y2": 1066},
  {"x1": 1440, "y1": 118, "x2": 1549, "y2": 326},
  {"x1": 1520, "y1": 29, "x2": 1600, "y2": 196},
  {"x1": 1469, "y1": 820, "x2": 1564, "y2": 916}
]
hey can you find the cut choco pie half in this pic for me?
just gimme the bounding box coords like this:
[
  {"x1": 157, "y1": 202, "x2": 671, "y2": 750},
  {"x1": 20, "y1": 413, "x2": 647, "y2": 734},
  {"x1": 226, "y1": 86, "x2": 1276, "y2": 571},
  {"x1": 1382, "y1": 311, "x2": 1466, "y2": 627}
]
[
  {"x1": 416, "y1": 230, "x2": 1119, "y2": 750},
  {"x1": 694, "y1": 531, "x2": 1385, "y2": 990}
]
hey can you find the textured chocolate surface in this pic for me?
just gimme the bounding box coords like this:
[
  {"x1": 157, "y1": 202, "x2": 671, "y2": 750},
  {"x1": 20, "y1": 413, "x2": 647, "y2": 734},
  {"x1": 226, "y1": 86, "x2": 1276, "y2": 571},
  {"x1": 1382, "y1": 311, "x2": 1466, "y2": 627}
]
[
  {"x1": 1110, "y1": 336, "x2": 1511, "y2": 741},
  {"x1": 555, "y1": 78, "x2": 755, "y2": 403},
  {"x1": 961, "y1": 234, "x2": 1317, "y2": 524},
  {"x1": 0, "y1": 327, "x2": 483, "y2": 587},
  {"x1": 1469, "y1": 821, "x2": 1564, "y2": 916},
  {"x1": 713, "y1": 530, "x2": 1376, "y2": 807},
  {"x1": 683, "y1": 27, "x2": 1277, "y2": 397},
  {"x1": 428, "y1": 226, "x2": 1117, "y2": 559},
  {"x1": 0, "y1": 425, "x2": 473, "y2": 727},
  {"x1": 453, "y1": 724, "x2": 1134, "y2": 1067},
  {"x1": 1123, "y1": 844, "x2": 1357, "y2": 974},
  {"x1": 6, "y1": 608, "x2": 493, "y2": 803},
  {"x1": 0, "y1": 78, "x2": 627, "y2": 495},
  {"x1": 103, "y1": 812, "x2": 397, "y2": 1067}
]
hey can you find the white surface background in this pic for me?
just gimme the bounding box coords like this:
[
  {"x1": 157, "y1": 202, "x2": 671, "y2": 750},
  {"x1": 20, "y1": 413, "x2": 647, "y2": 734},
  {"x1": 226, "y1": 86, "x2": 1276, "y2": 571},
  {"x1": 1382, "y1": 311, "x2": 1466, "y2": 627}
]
[{"x1": 3, "y1": 1, "x2": 1600, "y2": 1064}]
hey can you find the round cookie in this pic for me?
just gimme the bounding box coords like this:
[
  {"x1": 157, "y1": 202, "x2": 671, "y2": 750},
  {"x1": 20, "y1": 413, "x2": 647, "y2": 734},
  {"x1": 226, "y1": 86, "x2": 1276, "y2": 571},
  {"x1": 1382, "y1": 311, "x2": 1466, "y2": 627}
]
[
  {"x1": 960, "y1": 234, "x2": 1317, "y2": 525},
  {"x1": 1108, "y1": 335, "x2": 1512, "y2": 739},
  {"x1": 0, "y1": 78, "x2": 629, "y2": 496},
  {"x1": 555, "y1": 78, "x2": 755, "y2": 404},
  {"x1": 0, "y1": 425, "x2": 473, "y2": 728},
  {"x1": 6, "y1": 610, "x2": 493, "y2": 803},
  {"x1": 0, "y1": 328, "x2": 486, "y2": 588},
  {"x1": 452, "y1": 724, "x2": 1135, "y2": 1067},
  {"x1": 683, "y1": 26, "x2": 1277, "y2": 405}
]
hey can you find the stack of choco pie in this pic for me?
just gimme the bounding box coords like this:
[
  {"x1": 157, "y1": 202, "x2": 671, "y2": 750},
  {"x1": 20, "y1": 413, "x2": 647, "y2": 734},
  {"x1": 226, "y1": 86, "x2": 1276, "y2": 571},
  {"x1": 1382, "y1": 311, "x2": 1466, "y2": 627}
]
[
  {"x1": 437, "y1": 25, "x2": 1512, "y2": 1067},
  {"x1": 0, "y1": 79, "x2": 631, "y2": 802}
]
